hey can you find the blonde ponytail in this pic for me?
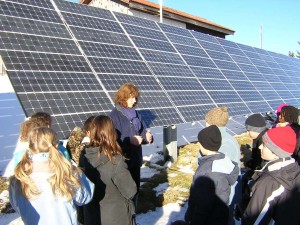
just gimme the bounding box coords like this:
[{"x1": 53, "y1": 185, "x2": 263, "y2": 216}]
[{"x1": 14, "y1": 127, "x2": 81, "y2": 200}]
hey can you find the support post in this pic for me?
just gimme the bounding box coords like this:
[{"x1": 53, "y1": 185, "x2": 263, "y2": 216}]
[
  {"x1": 159, "y1": 0, "x2": 163, "y2": 23},
  {"x1": 163, "y1": 125, "x2": 177, "y2": 163}
]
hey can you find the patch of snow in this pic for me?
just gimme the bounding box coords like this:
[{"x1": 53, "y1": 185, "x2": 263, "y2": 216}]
[
  {"x1": 136, "y1": 202, "x2": 188, "y2": 225},
  {"x1": 177, "y1": 165, "x2": 194, "y2": 174},
  {"x1": 140, "y1": 166, "x2": 159, "y2": 179},
  {"x1": 168, "y1": 173, "x2": 178, "y2": 178},
  {"x1": 153, "y1": 182, "x2": 169, "y2": 197},
  {"x1": 164, "y1": 161, "x2": 173, "y2": 168},
  {"x1": 143, "y1": 153, "x2": 164, "y2": 164},
  {"x1": 171, "y1": 186, "x2": 189, "y2": 193}
]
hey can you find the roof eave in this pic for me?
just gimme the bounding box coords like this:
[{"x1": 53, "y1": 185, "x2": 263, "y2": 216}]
[
  {"x1": 129, "y1": 2, "x2": 234, "y2": 35},
  {"x1": 79, "y1": 0, "x2": 235, "y2": 35},
  {"x1": 79, "y1": 0, "x2": 91, "y2": 4}
]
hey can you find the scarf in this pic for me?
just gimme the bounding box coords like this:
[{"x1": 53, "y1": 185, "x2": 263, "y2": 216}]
[{"x1": 121, "y1": 106, "x2": 141, "y2": 134}]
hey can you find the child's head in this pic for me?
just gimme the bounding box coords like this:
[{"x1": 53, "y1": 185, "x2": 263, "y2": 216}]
[
  {"x1": 276, "y1": 103, "x2": 288, "y2": 117},
  {"x1": 28, "y1": 127, "x2": 58, "y2": 154},
  {"x1": 83, "y1": 115, "x2": 96, "y2": 136},
  {"x1": 30, "y1": 111, "x2": 52, "y2": 127},
  {"x1": 205, "y1": 106, "x2": 229, "y2": 127},
  {"x1": 198, "y1": 125, "x2": 222, "y2": 155},
  {"x1": 245, "y1": 113, "x2": 266, "y2": 139},
  {"x1": 261, "y1": 126, "x2": 296, "y2": 161},
  {"x1": 279, "y1": 105, "x2": 299, "y2": 124},
  {"x1": 19, "y1": 119, "x2": 40, "y2": 142},
  {"x1": 89, "y1": 115, "x2": 122, "y2": 159},
  {"x1": 89, "y1": 115, "x2": 117, "y2": 145},
  {"x1": 66, "y1": 127, "x2": 85, "y2": 154}
]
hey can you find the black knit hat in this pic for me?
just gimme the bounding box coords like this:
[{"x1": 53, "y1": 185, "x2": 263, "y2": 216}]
[
  {"x1": 197, "y1": 125, "x2": 222, "y2": 151},
  {"x1": 245, "y1": 113, "x2": 266, "y2": 133}
]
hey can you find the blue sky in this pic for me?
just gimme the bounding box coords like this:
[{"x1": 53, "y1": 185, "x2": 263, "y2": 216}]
[
  {"x1": 68, "y1": 0, "x2": 300, "y2": 56},
  {"x1": 159, "y1": 0, "x2": 300, "y2": 56}
]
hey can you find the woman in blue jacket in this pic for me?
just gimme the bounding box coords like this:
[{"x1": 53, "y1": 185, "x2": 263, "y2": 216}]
[{"x1": 109, "y1": 83, "x2": 153, "y2": 191}]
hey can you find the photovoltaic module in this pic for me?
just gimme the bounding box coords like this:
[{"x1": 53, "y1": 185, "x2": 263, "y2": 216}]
[{"x1": 1, "y1": 0, "x2": 300, "y2": 138}]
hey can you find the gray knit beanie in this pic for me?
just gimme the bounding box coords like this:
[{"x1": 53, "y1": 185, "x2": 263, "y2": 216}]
[{"x1": 245, "y1": 114, "x2": 266, "y2": 133}]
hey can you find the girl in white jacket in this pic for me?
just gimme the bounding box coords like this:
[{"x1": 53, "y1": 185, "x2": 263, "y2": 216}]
[{"x1": 9, "y1": 127, "x2": 94, "y2": 225}]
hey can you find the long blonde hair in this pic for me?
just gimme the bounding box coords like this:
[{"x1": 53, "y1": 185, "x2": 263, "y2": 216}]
[{"x1": 14, "y1": 127, "x2": 81, "y2": 200}]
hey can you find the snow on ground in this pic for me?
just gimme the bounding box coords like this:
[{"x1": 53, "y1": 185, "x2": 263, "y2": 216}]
[
  {"x1": 0, "y1": 204, "x2": 242, "y2": 225},
  {"x1": 136, "y1": 203, "x2": 188, "y2": 225},
  {"x1": 0, "y1": 162, "x2": 191, "y2": 225},
  {"x1": 1, "y1": 203, "x2": 189, "y2": 225}
]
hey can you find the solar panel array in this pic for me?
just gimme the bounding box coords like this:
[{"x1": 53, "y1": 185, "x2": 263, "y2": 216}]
[{"x1": 1, "y1": 0, "x2": 300, "y2": 139}]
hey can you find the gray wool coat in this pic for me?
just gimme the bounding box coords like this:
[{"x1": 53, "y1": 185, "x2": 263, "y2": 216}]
[{"x1": 83, "y1": 147, "x2": 137, "y2": 225}]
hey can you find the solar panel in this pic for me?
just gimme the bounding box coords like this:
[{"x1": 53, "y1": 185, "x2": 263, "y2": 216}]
[
  {"x1": 158, "y1": 22, "x2": 193, "y2": 38},
  {"x1": 182, "y1": 55, "x2": 217, "y2": 68},
  {"x1": 123, "y1": 23, "x2": 166, "y2": 41},
  {"x1": 220, "y1": 70, "x2": 248, "y2": 81},
  {"x1": 114, "y1": 11, "x2": 159, "y2": 30},
  {"x1": 158, "y1": 77, "x2": 204, "y2": 91},
  {"x1": 174, "y1": 44, "x2": 208, "y2": 58},
  {"x1": 148, "y1": 63, "x2": 194, "y2": 77},
  {"x1": 1, "y1": 0, "x2": 300, "y2": 139},
  {"x1": 209, "y1": 91, "x2": 242, "y2": 103},
  {"x1": 168, "y1": 91, "x2": 213, "y2": 106},
  {"x1": 140, "y1": 50, "x2": 184, "y2": 64},
  {"x1": 166, "y1": 33, "x2": 199, "y2": 47},
  {"x1": 177, "y1": 104, "x2": 216, "y2": 122},
  {"x1": 131, "y1": 36, "x2": 176, "y2": 52},
  {"x1": 191, "y1": 67, "x2": 225, "y2": 79},
  {"x1": 55, "y1": 0, "x2": 115, "y2": 20}
]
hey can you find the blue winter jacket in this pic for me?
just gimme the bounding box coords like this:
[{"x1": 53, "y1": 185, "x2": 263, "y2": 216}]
[
  {"x1": 186, "y1": 153, "x2": 239, "y2": 225},
  {"x1": 218, "y1": 126, "x2": 241, "y2": 204},
  {"x1": 109, "y1": 105, "x2": 149, "y2": 168}
]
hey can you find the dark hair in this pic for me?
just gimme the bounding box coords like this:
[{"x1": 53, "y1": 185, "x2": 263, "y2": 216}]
[
  {"x1": 280, "y1": 106, "x2": 299, "y2": 124},
  {"x1": 83, "y1": 116, "x2": 96, "y2": 134},
  {"x1": 114, "y1": 83, "x2": 139, "y2": 107},
  {"x1": 89, "y1": 115, "x2": 123, "y2": 161},
  {"x1": 30, "y1": 112, "x2": 52, "y2": 127}
]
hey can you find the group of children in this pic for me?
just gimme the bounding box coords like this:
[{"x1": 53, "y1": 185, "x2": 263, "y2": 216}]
[
  {"x1": 181, "y1": 104, "x2": 300, "y2": 225},
  {"x1": 8, "y1": 103, "x2": 300, "y2": 225},
  {"x1": 9, "y1": 112, "x2": 137, "y2": 225}
]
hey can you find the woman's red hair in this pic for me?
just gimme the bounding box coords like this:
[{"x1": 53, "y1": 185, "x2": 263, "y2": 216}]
[{"x1": 114, "y1": 83, "x2": 139, "y2": 107}]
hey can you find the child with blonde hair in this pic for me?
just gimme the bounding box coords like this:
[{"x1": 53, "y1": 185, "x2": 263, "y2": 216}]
[
  {"x1": 12, "y1": 112, "x2": 70, "y2": 172},
  {"x1": 9, "y1": 127, "x2": 94, "y2": 225},
  {"x1": 13, "y1": 119, "x2": 40, "y2": 168},
  {"x1": 31, "y1": 111, "x2": 70, "y2": 160}
]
